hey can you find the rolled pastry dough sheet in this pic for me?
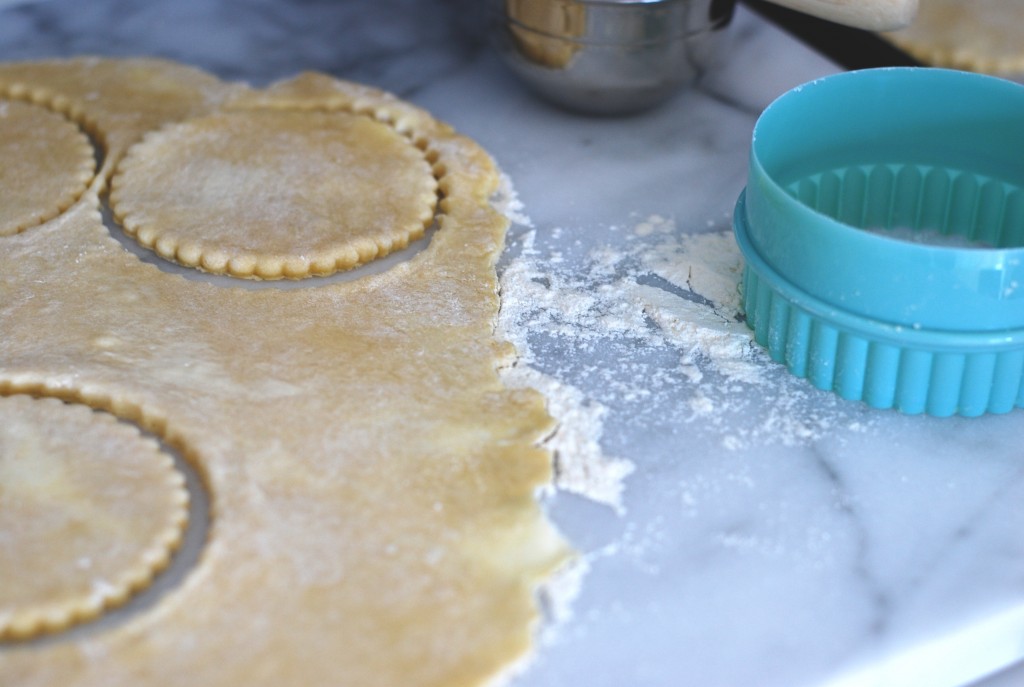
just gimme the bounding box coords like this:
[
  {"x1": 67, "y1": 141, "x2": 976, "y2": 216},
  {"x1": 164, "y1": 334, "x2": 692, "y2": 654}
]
[
  {"x1": 882, "y1": 0, "x2": 1024, "y2": 75},
  {"x1": 0, "y1": 58, "x2": 567, "y2": 687}
]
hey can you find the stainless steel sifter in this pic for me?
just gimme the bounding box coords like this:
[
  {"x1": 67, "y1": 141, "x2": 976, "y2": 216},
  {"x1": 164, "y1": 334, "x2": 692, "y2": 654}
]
[{"x1": 489, "y1": 0, "x2": 735, "y2": 114}]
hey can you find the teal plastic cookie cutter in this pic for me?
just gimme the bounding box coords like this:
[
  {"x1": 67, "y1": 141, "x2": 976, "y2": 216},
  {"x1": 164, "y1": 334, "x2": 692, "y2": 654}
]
[{"x1": 733, "y1": 68, "x2": 1024, "y2": 417}]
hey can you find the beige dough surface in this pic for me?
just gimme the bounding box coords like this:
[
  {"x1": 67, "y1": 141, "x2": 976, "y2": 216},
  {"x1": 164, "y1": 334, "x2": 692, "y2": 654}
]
[
  {"x1": 882, "y1": 0, "x2": 1024, "y2": 74},
  {"x1": 110, "y1": 109, "x2": 438, "y2": 278},
  {"x1": 0, "y1": 58, "x2": 567, "y2": 687},
  {"x1": 0, "y1": 98, "x2": 94, "y2": 237},
  {"x1": 0, "y1": 395, "x2": 188, "y2": 640}
]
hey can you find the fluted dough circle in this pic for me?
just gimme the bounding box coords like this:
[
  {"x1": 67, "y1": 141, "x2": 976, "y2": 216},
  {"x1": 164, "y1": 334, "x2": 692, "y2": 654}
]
[
  {"x1": 0, "y1": 99, "x2": 94, "y2": 237},
  {"x1": 0, "y1": 395, "x2": 189, "y2": 640},
  {"x1": 109, "y1": 108, "x2": 438, "y2": 279}
]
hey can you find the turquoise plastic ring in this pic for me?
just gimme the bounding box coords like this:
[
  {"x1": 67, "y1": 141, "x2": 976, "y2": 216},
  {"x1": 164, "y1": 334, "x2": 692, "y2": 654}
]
[{"x1": 734, "y1": 68, "x2": 1024, "y2": 417}]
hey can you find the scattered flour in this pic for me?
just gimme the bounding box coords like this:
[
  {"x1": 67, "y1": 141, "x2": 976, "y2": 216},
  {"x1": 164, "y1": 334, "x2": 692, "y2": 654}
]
[
  {"x1": 495, "y1": 199, "x2": 874, "y2": 670},
  {"x1": 493, "y1": 172, "x2": 534, "y2": 228},
  {"x1": 535, "y1": 554, "x2": 591, "y2": 643},
  {"x1": 503, "y1": 363, "x2": 635, "y2": 515},
  {"x1": 499, "y1": 212, "x2": 872, "y2": 465},
  {"x1": 498, "y1": 229, "x2": 636, "y2": 514},
  {"x1": 485, "y1": 555, "x2": 592, "y2": 687}
]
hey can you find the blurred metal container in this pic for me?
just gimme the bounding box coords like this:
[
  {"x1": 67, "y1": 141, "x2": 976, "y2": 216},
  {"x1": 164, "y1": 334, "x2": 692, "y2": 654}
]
[{"x1": 490, "y1": 0, "x2": 735, "y2": 114}]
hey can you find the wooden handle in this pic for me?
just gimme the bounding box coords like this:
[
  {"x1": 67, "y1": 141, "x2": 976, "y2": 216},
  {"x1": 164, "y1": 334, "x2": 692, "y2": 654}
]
[{"x1": 762, "y1": 0, "x2": 918, "y2": 31}]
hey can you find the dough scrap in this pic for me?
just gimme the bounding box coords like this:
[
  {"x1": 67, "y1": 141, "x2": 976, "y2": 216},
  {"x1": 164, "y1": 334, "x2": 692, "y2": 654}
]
[
  {"x1": 0, "y1": 99, "x2": 94, "y2": 237},
  {"x1": 882, "y1": 0, "x2": 1024, "y2": 75},
  {"x1": 0, "y1": 395, "x2": 188, "y2": 640},
  {"x1": 0, "y1": 59, "x2": 567, "y2": 687},
  {"x1": 110, "y1": 109, "x2": 438, "y2": 279}
]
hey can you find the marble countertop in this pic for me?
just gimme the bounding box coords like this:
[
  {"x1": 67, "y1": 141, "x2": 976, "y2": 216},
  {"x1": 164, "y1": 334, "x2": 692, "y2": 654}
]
[{"x1": 1, "y1": 1, "x2": 1022, "y2": 686}]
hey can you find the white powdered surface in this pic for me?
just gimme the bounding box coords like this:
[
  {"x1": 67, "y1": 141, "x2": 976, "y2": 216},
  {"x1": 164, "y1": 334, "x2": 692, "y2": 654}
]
[
  {"x1": 504, "y1": 363, "x2": 635, "y2": 514},
  {"x1": 496, "y1": 206, "x2": 877, "y2": 666},
  {"x1": 498, "y1": 213, "x2": 873, "y2": 482},
  {"x1": 494, "y1": 172, "x2": 534, "y2": 228},
  {"x1": 498, "y1": 229, "x2": 637, "y2": 514}
]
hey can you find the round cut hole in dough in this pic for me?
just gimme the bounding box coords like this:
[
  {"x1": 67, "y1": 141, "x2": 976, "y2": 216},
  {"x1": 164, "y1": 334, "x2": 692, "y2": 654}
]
[
  {"x1": 0, "y1": 395, "x2": 189, "y2": 640},
  {"x1": 0, "y1": 99, "x2": 95, "y2": 237},
  {"x1": 109, "y1": 108, "x2": 438, "y2": 279}
]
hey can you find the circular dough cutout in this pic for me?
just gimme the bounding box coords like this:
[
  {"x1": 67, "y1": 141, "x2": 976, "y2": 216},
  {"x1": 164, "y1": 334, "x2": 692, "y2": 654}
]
[
  {"x1": 0, "y1": 395, "x2": 189, "y2": 640},
  {"x1": 0, "y1": 99, "x2": 95, "y2": 237},
  {"x1": 110, "y1": 109, "x2": 438, "y2": 279}
]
